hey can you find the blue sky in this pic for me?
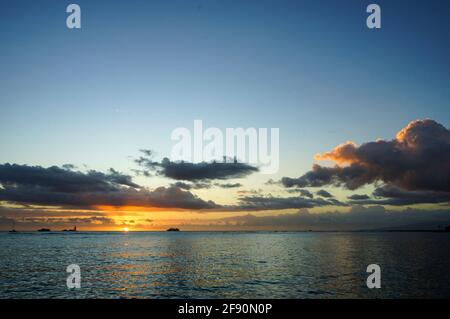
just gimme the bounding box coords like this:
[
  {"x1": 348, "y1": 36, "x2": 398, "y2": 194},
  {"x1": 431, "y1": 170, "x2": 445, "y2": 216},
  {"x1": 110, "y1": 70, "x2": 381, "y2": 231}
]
[
  {"x1": 1, "y1": 1, "x2": 450, "y2": 230},
  {"x1": 1, "y1": 0, "x2": 449, "y2": 174}
]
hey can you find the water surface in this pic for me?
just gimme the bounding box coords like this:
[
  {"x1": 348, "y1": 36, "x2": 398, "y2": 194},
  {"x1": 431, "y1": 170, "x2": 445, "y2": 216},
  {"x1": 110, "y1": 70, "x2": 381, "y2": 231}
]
[{"x1": 1, "y1": 232, "x2": 449, "y2": 298}]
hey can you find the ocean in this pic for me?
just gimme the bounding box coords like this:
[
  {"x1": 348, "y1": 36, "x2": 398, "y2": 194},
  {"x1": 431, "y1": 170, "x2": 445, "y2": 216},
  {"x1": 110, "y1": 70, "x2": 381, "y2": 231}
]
[{"x1": 1, "y1": 231, "x2": 449, "y2": 298}]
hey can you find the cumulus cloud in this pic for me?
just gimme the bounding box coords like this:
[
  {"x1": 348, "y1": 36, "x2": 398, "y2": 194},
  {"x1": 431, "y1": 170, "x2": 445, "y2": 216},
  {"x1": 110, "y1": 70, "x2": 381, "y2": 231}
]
[
  {"x1": 282, "y1": 119, "x2": 450, "y2": 204},
  {"x1": 134, "y1": 150, "x2": 258, "y2": 181}
]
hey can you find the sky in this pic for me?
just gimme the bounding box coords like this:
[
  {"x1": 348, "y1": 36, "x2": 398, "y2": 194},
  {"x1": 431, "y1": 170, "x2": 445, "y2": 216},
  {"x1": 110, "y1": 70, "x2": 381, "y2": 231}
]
[{"x1": 1, "y1": 0, "x2": 450, "y2": 231}]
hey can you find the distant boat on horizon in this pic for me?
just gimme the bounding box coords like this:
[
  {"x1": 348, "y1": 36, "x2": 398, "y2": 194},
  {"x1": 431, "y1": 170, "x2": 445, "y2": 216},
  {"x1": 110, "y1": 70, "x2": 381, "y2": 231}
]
[
  {"x1": 9, "y1": 221, "x2": 18, "y2": 233},
  {"x1": 62, "y1": 226, "x2": 77, "y2": 232},
  {"x1": 37, "y1": 228, "x2": 51, "y2": 232},
  {"x1": 166, "y1": 228, "x2": 180, "y2": 232}
]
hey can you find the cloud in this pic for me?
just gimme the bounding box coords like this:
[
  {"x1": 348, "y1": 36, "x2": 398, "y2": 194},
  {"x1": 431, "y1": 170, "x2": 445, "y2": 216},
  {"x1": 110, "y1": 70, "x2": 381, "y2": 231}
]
[
  {"x1": 171, "y1": 181, "x2": 212, "y2": 190},
  {"x1": 0, "y1": 206, "x2": 117, "y2": 229},
  {"x1": 215, "y1": 182, "x2": 242, "y2": 189},
  {"x1": 62, "y1": 164, "x2": 77, "y2": 170},
  {"x1": 145, "y1": 186, "x2": 219, "y2": 209},
  {"x1": 0, "y1": 206, "x2": 108, "y2": 218},
  {"x1": 106, "y1": 168, "x2": 141, "y2": 188},
  {"x1": 0, "y1": 164, "x2": 219, "y2": 210},
  {"x1": 285, "y1": 188, "x2": 314, "y2": 198},
  {"x1": 0, "y1": 163, "x2": 346, "y2": 213},
  {"x1": 282, "y1": 119, "x2": 450, "y2": 204},
  {"x1": 347, "y1": 194, "x2": 371, "y2": 201},
  {"x1": 0, "y1": 183, "x2": 219, "y2": 210},
  {"x1": 171, "y1": 181, "x2": 241, "y2": 189},
  {"x1": 316, "y1": 189, "x2": 334, "y2": 198},
  {"x1": 348, "y1": 185, "x2": 450, "y2": 206},
  {"x1": 299, "y1": 189, "x2": 314, "y2": 198},
  {"x1": 0, "y1": 163, "x2": 140, "y2": 193},
  {"x1": 0, "y1": 206, "x2": 158, "y2": 230},
  {"x1": 221, "y1": 206, "x2": 450, "y2": 230},
  {"x1": 230, "y1": 194, "x2": 346, "y2": 211},
  {"x1": 172, "y1": 181, "x2": 193, "y2": 190},
  {"x1": 135, "y1": 150, "x2": 258, "y2": 181}
]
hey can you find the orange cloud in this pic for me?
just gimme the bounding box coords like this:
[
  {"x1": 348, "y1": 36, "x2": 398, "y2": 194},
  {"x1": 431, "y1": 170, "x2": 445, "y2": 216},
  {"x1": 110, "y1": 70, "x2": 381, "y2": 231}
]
[{"x1": 314, "y1": 141, "x2": 359, "y2": 165}]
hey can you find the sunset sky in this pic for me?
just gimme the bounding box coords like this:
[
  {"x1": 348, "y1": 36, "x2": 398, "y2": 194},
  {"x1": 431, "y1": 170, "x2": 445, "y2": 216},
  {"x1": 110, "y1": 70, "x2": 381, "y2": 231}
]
[{"x1": 1, "y1": 0, "x2": 450, "y2": 231}]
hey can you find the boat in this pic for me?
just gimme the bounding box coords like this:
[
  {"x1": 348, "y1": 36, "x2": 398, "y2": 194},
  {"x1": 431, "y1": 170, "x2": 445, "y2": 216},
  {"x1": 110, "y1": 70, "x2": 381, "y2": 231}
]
[
  {"x1": 37, "y1": 228, "x2": 51, "y2": 232},
  {"x1": 166, "y1": 228, "x2": 180, "y2": 232},
  {"x1": 63, "y1": 226, "x2": 77, "y2": 232},
  {"x1": 9, "y1": 221, "x2": 18, "y2": 233}
]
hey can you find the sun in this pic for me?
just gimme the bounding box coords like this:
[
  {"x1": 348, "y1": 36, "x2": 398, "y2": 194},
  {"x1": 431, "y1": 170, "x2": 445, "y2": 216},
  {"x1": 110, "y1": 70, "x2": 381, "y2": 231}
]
[{"x1": 123, "y1": 227, "x2": 129, "y2": 232}]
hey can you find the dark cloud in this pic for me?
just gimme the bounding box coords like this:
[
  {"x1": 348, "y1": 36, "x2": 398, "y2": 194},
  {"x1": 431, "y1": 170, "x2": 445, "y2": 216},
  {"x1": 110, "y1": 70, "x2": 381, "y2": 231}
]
[
  {"x1": 155, "y1": 157, "x2": 257, "y2": 181},
  {"x1": 316, "y1": 189, "x2": 334, "y2": 198},
  {"x1": 299, "y1": 189, "x2": 314, "y2": 198},
  {"x1": 0, "y1": 184, "x2": 219, "y2": 210},
  {"x1": 172, "y1": 182, "x2": 193, "y2": 190},
  {"x1": 62, "y1": 164, "x2": 77, "y2": 170},
  {"x1": 221, "y1": 206, "x2": 450, "y2": 230},
  {"x1": 0, "y1": 163, "x2": 139, "y2": 193},
  {"x1": 347, "y1": 194, "x2": 371, "y2": 201},
  {"x1": 146, "y1": 186, "x2": 219, "y2": 209},
  {"x1": 106, "y1": 168, "x2": 141, "y2": 188},
  {"x1": 0, "y1": 164, "x2": 219, "y2": 210},
  {"x1": 349, "y1": 185, "x2": 450, "y2": 206},
  {"x1": 171, "y1": 181, "x2": 212, "y2": 190},
  {"x1": 231, "y1": 194, "x2": 346, "y2": 211},
  {"x1": 215, "y1": 182, "x2": 242, "y2": 189},
  {"x1": 175, "y1": 182, "x2": 243, "y2": 190},
  {"x1": 135, "y1": 151, "x2": 258, "y2": 181},
  {"x1": 286, "y1": 189, "x2": 314, "y2": 198},
  {"x1": 0, "y1": 163, "x2": 344, "y2": 212},
  {"x1": 282, "y1": 119, "x2": 450, "y2": 204},
  {"x1": 282, "y1": 163, "x2": 375, "y2": 190}
]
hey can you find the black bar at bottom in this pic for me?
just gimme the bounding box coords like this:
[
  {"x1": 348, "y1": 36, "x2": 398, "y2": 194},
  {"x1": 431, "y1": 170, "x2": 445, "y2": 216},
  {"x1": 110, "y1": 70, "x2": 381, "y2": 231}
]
[{"x1": 0, "y1": 299, "x2": 446, "y2": 318}]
